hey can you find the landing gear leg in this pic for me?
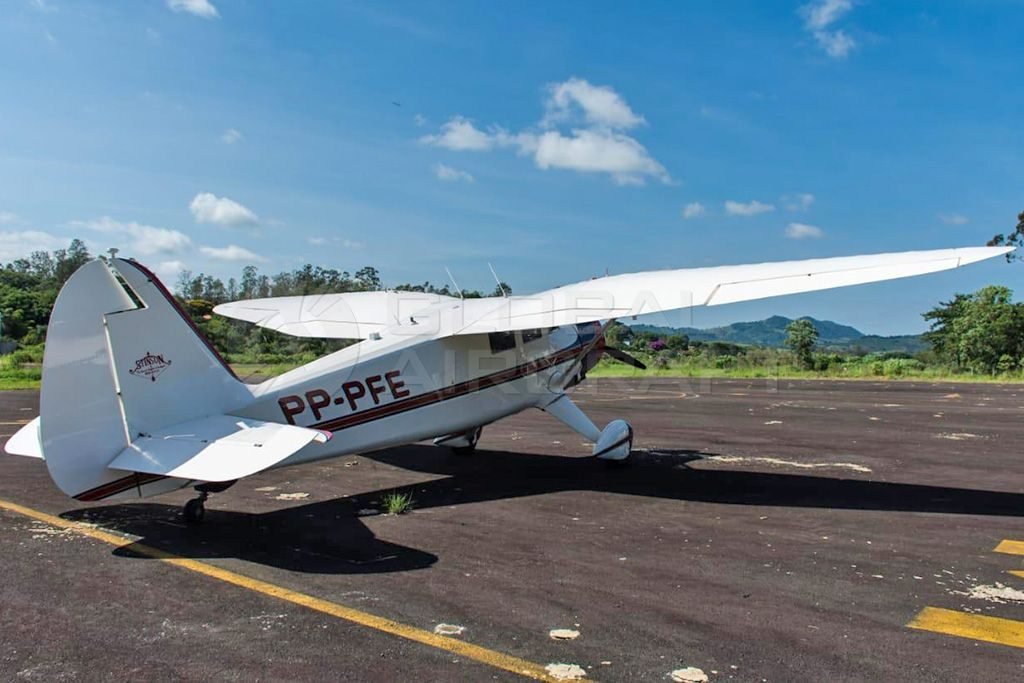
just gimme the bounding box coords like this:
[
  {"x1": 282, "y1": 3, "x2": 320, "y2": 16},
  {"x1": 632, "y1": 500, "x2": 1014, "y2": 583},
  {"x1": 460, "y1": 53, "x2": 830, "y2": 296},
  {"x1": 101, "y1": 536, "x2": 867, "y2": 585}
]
[
  {"x1": 451, "y1": 426, "x2": 483, "y2": 456},
  {"x1": 434, "y1": 426, "x2": 484, "y2": 455},
  {"x1": 541, "y1": 394, "x2": 634, "y2": 464},
  {"x1": 183, "y1": 489, "x2": 208, "y2": 525}
]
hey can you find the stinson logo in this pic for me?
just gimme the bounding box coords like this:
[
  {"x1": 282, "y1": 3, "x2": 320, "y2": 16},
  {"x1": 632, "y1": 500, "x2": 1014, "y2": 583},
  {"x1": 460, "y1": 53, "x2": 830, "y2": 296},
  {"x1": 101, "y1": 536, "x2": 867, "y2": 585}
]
[{"x1": 129, "y1": 352, "x2": 172, "y2": 382}]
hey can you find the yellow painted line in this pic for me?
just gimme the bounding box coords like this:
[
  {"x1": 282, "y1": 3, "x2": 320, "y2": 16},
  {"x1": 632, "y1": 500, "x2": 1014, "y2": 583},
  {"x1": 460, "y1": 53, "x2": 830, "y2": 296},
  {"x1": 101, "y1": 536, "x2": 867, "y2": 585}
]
[
  {"x1": 1011, "y1": 571, "x2": 1024, "y2": 580},
  {"x1": 0, "y1": 420, "x2": 31, "y2": 425},
  {"x1": 0, "y1": 498, "x2": 566, "y2": 682},
  {"x1": 994, "y1": 539, "x2": 1024, "y2": 556},
  {"x1": 908, "y1": 607, "x2": 1024, "y2": 649}
]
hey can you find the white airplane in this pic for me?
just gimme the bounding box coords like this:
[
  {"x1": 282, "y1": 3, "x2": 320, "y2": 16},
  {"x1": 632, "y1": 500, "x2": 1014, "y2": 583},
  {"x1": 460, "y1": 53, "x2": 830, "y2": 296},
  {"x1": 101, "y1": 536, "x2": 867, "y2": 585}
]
[{"x1": 4, "y1": 246, "x2": 1011, "y2": 522}]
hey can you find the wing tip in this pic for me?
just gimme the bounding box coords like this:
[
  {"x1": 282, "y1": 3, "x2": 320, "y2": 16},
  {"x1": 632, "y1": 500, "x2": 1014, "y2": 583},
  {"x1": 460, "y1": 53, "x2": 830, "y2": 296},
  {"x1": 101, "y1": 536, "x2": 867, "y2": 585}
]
[{"x1": 956, "y1": 245, "x2": 1015, "y2": 265}]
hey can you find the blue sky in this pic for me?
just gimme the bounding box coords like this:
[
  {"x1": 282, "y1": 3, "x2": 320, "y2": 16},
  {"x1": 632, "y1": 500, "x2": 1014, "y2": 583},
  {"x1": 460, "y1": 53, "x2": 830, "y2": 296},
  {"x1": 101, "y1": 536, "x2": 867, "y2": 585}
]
[{"x1": 1, "y1": 0, "x2": 1022, "y2": 334}]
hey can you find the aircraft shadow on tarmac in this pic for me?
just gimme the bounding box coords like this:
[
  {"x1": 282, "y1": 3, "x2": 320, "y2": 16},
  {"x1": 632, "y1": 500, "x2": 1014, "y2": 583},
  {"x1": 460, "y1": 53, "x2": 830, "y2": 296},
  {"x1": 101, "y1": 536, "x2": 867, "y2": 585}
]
[
  {"x1": 360, "y1": 445, "x2": 1024, "y2": 519},
  {"x1": 61, "y1": 444, "x2": 1024, "y2": 575},
  {"x1": 61, "y1": 498, "x2": 440, "y2": 575}
]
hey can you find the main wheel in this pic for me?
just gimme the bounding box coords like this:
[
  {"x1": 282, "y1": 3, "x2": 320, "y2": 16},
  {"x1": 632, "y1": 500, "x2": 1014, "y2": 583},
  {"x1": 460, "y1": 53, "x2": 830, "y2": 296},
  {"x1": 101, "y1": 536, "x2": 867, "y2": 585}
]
[
  {"x1": 183, "y1": 497, "x2": 206, "y2": 524},
  {"x1": 593, "y1": 419, "x2": 633, "y2": 466},
  {"x1": 451, "y1": 426, "x2": 483, "y2": 456}
]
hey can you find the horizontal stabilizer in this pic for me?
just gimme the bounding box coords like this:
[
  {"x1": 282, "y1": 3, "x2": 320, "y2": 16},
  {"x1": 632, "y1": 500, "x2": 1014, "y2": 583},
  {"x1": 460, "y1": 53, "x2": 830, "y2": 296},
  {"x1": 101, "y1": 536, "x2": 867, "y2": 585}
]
[
  {"x1": 109, "y1": 414, "x2": 330, "y2": 482},
  {"x1": 5, "y1": 417, "x2": 42, "y2": 459}
]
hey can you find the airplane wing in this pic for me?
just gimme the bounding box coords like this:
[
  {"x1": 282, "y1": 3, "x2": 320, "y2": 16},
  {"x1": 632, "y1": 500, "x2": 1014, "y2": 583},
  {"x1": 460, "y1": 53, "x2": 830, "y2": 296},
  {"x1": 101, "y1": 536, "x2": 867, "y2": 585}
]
[
  {"x1": 214, "y1": 290, "x2": 456, "y2": 339},
  {"x1": 401, "y1": 246, "x2": 1012, "y2": 337},
  {"x1": 214, "y1": 246, "x2": 1011, "y2": 339}
]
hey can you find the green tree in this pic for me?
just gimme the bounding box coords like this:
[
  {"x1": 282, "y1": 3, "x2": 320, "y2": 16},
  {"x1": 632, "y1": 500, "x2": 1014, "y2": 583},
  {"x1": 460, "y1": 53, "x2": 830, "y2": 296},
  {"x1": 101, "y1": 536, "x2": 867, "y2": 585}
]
[
  {"x1": 53, "y1": 239, "x2": 90, "y2": 286},
  {"x1": 665, "y1": 334, "x2": 690, "y2": 351},
  {"x1": 923, "y1": 293, "x2": 971, "y2": 367},
  {"x1": 490, "y1": 282, "x2": 512, "y2": 297},
  {"x1": 988, "y1": 210, "x2": 1024, "y2": 260},
  {"x1": 354, "y1": 266, "x2": 381, "y2": 291},
  {"x1": 785, "y1": 318, "x2": 818, "y2": 369},
  {"x1": 603, "y1": 320, "x2": 630, "y2": 347},
  {"x1": 925, "y1": 286, "x2": 1024, "y2": 374}
]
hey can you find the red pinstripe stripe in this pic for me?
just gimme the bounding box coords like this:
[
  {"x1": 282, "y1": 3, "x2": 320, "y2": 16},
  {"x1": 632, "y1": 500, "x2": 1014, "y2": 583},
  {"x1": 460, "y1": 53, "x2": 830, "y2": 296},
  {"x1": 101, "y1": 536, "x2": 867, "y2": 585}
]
[
  {"x1": 75, "y1": 472, "x2": 168, "y2": 502},
  {"x1": 311, "y1": 342, "x2": 583, "y2": 433},
  {"x1": 73, "y1": 337, "x2": 589, "y2": 500}
]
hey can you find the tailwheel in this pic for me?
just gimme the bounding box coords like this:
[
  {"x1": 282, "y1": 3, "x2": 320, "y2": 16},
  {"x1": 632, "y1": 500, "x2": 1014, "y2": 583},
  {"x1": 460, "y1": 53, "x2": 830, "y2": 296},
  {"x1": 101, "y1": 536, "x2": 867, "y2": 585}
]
[
  {"x1": 183, "y1": 490, "x2": 208, "y2": 525},
  {"x1": 451, "y1": 426, "x2": 483, "y2": 456}
]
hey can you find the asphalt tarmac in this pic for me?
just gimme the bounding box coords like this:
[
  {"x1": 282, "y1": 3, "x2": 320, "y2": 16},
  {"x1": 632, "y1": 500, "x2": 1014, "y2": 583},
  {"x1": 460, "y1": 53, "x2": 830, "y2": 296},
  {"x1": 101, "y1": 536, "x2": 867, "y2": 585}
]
[{"x1": 1, "y1": 377, "x2": 1023, "y2": 682}]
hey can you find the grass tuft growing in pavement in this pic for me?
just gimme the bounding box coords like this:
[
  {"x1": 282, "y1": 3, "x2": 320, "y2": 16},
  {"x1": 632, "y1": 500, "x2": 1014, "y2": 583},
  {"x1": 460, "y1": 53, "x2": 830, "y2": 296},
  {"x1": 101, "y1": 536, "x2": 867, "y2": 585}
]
[{"x1": 381, "y1": 491, "x2": 416, "y2": 515}]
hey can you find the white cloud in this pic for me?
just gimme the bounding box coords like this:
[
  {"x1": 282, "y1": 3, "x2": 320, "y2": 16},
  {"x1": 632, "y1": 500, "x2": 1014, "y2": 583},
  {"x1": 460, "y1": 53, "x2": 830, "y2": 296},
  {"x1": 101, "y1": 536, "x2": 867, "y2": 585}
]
[
  {"x1": 199, "y1": 244, "x2": 267, "y2": 262},
  {"x1": 785, "y1": 222, "x2": 824, "y2": 239},
  {"x1": 421, "y1": 78, "x2": 669, "y2": 185},
  {"x1": 28, "y1": 0, "x2": 56, "y2": 13},
  {"x1": 814, "y1": 30, "x2": 856, "y2": 58},
  {"x1": 698, "y1": 105, "x2": 744, "y2": 127},
  {"x1": 800, "y1": 0, "x2": 857, "y2": 59},
  {"x1": 525, "y1": 129, "x2": 669, "y2": 185},
  {"x1": 413, "y1": 114, "x2": 426, "y2": 127},
  {"x1": 783, "y1": 193, "x2": 815, "y2": 211},
  {"x1": 938, "y1": 213, "x2": 969, "y2": 226},
  {"x1": 307, "y1": 236, "x2": 364, "y2": 249},
  {"x1": 167, "y1": 0, "x2": 219, "y2": 19},
  {"x1": 682, "y1": 202, "x2": 706, "y2": 219},
  {"x1": 802, "y1": 0, "x2": 853, "y2": 31},
  {"x1": 434, "y1": 163, "x2": 475, "y2": 183},
  {"x1": 0, "y1": 211, "x2": 18, "y2": 225},
  {"x1": 725, "y1": 200, "x2": 775, "y2": 216},
  {"x1": 221, "y1": 128, "x2": 242, "y2": 144},
  {"x1": 543, "y1": 77, "x2": 644, "y2": 129},
  {"x1": 189, "y1": 192, "x2": 258, "y2": 227},
  {"x1": 72, "y1": 216, "x2": 192, "y2": 256},
  {"x1": 420, "y1": 116, "x2": 506, "y2": 151},
  {"x1": 155, "y1": 260, "x2": 187, "y2": 280},
  {"x1": 0, "y1": 231, "x2": 69, "y2": 262}
]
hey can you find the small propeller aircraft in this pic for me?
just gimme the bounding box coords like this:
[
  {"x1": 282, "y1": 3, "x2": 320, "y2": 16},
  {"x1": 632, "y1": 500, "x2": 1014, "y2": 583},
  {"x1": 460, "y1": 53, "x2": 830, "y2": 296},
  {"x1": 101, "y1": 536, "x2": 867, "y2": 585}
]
[{"x1": 4, "y1": 246, "x2": 1011, "y2": 522}]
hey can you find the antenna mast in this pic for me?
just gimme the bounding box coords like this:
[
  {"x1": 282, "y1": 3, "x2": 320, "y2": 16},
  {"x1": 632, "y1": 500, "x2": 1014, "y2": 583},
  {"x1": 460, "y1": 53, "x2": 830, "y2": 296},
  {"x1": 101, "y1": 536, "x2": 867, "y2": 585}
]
[
  {"x1": 488, "y1": 262, "x2": 509, "y2": 297},
  {"x1": 444, "y1": 266, "x2": 464, "y2": 299}
]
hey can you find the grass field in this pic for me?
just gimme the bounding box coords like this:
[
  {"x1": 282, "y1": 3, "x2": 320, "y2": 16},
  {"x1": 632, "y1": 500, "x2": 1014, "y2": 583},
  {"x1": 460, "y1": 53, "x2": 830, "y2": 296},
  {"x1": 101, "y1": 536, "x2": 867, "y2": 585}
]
[
  {"x1": 0, "y1": 367, "x2": 43, "y2": 390},
  {"x1": 2, "y1": 356, "x2": 1021, "y2": 391},
  {"x1": 585, "y1": 359, "x2": 1024, "y2": 383}
]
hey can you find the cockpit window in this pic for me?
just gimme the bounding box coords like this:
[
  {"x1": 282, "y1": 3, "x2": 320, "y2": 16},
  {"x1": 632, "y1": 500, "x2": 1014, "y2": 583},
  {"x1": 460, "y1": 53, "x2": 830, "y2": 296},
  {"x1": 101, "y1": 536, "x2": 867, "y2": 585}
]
[
  {"x1": 521, "y1": 328, "x2": 543, "y2": 344},
  {"x1": 488, "y1": 331, "x2": 518, "y2": 353}
]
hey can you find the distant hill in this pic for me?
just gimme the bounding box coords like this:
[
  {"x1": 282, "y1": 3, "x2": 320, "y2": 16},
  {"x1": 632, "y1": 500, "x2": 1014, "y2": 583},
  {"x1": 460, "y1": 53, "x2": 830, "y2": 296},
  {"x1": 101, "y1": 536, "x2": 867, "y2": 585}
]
[{"x1": 630, "y1": 315, "x2": 928, "y2": 354}]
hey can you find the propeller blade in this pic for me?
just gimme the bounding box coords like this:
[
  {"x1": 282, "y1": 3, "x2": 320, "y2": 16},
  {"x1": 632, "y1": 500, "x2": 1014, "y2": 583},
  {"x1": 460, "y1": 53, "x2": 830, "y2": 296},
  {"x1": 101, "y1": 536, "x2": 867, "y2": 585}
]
[{"x1": 604, "y1": 346, "x2": 647, "y2": 370}]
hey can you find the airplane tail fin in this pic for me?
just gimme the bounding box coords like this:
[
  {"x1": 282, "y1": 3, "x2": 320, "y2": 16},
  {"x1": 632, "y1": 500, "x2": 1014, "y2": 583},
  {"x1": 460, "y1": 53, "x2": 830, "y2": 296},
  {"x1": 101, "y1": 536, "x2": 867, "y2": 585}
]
[{"x1": 38, "y1": 258, "x2": 257, "y2": 500}]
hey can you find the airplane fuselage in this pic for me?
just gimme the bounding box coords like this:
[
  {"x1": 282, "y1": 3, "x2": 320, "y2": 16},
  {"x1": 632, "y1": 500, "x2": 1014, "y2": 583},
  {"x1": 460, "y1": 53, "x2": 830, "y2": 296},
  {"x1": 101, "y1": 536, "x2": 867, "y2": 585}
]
[{"x1": 237, "y1": 323, "x2": 597, "y2": 468}]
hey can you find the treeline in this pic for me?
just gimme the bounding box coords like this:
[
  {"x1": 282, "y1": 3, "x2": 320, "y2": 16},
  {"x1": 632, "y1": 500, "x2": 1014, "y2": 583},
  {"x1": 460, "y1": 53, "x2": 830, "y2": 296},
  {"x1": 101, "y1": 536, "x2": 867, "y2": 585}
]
[
  {"x1": 175, "y1": 263, "x2": 509, "y2": 305},
  {"x1": 176, "y1": 263, "x2": 509, "y2": 364},
  {"x1": 0, "y1": 239, "x2": 91, "y2": 343},
  {"x1": 600, "y1": 285, "x2": 1024, "y2": 379},
  {"x1": 0, "y1": 239, "x2": 508, "y2": 364},
  {"x1": 603, "y1": 323, "x2": 936, "y2": 378},
  {"x1": 3, "y1": 240, "x2": 1024, "y2": 378}
]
